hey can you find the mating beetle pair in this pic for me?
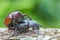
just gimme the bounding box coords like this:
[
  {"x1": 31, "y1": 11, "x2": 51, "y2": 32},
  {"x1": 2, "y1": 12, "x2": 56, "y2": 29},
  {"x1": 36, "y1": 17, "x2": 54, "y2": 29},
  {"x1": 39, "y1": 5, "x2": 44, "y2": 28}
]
[{"x1": 4, "y1": 11, "x2": 40, "y2": 36}]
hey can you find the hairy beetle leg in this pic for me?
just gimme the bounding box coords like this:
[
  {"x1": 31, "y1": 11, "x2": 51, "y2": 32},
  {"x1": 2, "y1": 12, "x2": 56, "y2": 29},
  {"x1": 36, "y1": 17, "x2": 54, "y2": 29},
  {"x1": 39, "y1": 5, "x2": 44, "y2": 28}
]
[{"x1": 33, "y1": 29, "x2": 40, "y2": 36}]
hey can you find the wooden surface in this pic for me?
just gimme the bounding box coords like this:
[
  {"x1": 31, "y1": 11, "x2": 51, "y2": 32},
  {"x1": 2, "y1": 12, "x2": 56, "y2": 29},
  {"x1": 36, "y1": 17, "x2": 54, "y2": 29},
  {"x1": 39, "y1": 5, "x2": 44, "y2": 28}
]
[{"x1": 0, "y1": 28, "x2": 60, "y2": 40}]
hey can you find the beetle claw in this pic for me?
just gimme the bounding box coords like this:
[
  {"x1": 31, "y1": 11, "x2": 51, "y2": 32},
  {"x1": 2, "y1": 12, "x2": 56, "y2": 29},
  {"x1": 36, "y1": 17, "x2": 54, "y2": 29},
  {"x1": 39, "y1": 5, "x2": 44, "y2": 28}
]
[{"x1": 33, "y1": 29, "x2": 40, "y2": 36}]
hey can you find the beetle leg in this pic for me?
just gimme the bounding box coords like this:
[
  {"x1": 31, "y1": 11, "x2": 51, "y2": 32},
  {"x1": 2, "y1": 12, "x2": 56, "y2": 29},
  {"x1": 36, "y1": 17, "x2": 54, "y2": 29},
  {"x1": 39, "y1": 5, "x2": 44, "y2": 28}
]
[
  {"x1": 7, "y1": 30, "x2": 15, "y2": 39},
  {"x1": 12, "y1": 28, "x2": 20, "y2": 36},
  {"x1": 32, "y1": 27, "x2": 40, "y2": 36},
  {"x1": 23, "y1": 14, "x2": 32, "y2": 20},
  {"x1": 33, "y1": 29, "x2": 40, "y2": 36}
]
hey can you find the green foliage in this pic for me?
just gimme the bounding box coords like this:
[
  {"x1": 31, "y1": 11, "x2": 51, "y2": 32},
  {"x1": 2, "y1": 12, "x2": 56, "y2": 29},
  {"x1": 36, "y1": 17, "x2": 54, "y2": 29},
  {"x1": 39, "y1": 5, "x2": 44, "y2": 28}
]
[{"x1": 0, "y1": 0, "x2": 60, "y2": 28}]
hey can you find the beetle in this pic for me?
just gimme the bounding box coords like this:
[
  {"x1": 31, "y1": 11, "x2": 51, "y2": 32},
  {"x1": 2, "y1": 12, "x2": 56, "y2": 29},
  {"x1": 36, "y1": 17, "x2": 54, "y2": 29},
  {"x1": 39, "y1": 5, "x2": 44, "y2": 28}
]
[
  {"x1": 4, "y1": 11, "x2": 40, "y2": 36},
  {"x1": 4, "y1": 11, "x2": 31, "y2": 30}
]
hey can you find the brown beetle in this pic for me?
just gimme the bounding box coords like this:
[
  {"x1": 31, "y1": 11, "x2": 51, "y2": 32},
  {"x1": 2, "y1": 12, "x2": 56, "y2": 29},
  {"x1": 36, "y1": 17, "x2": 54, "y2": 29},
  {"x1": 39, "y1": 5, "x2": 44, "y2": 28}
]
[
  {"x1": 4, "y1": 11, "x2": 23, "y2": 28},
  {"x1": 4, "y1": 11, "x2": 31, "y2": 32},
  {"x1": 4, "y1": 11, "x2": 40, "y2": 36}
]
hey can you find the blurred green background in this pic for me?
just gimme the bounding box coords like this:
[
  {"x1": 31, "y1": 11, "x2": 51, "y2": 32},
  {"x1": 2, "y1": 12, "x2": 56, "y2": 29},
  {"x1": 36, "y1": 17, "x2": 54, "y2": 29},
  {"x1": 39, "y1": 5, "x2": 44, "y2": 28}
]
[{"x1": 0, "y1": 0, "x2": 60, "y2": 28}]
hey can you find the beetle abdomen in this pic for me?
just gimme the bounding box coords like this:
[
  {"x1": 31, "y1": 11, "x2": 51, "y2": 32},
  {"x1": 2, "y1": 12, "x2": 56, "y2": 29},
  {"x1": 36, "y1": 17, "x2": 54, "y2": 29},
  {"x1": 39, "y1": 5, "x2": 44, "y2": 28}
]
[{"x1": 4, "y1": 16, "x2": 12, "y2": 27}]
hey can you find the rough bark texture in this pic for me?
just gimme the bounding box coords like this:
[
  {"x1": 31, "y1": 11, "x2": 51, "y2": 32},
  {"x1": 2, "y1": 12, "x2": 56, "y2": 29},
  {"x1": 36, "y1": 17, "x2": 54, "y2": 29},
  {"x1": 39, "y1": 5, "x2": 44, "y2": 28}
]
[{"x1": 0, "y1": 28, "x2": 60, "y2": 40}]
